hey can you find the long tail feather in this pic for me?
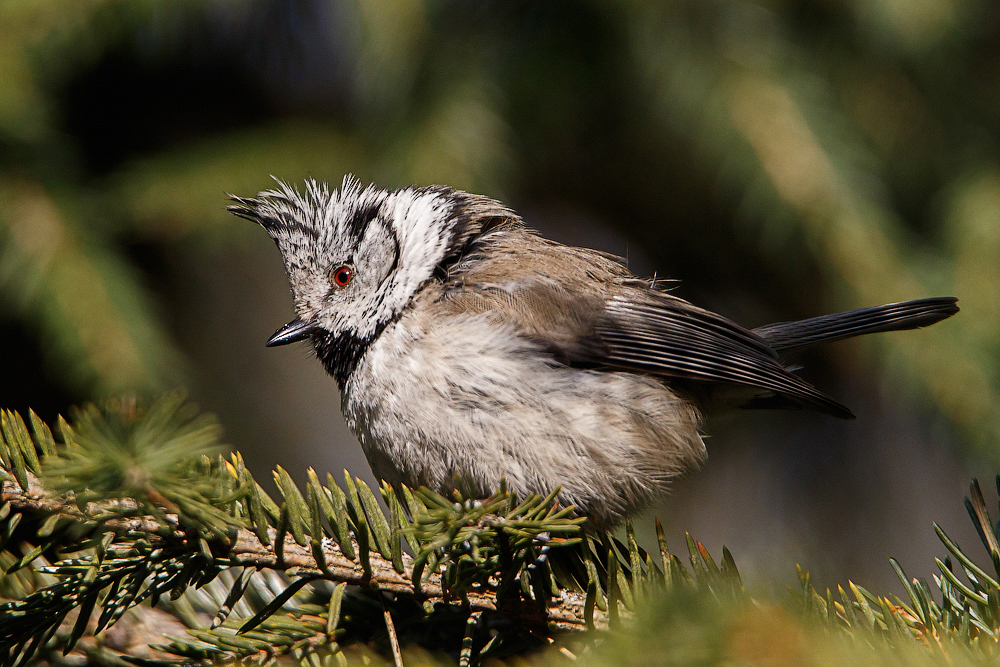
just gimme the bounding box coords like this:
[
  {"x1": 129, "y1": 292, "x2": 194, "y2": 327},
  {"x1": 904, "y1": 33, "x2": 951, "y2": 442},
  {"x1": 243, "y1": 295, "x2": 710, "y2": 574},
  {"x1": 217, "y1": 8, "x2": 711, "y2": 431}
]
[{"x1": 752, "y1": 297, "x2": 959, "y2": 352}]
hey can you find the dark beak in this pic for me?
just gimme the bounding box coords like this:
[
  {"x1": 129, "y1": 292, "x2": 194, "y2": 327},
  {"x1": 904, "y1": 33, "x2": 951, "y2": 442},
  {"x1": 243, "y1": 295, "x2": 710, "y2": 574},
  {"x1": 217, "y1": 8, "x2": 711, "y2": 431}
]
[{"x1": 266, "y1": 318, "x2": 320, "y2": 347}]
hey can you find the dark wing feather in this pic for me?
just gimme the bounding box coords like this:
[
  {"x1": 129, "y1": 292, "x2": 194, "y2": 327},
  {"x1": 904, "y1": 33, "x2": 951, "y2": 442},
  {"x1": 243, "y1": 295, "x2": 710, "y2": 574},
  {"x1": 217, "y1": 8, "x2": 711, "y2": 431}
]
[
  {"x1": 597, "y1": 294, "x2": 855, "y2": 419},
  {"x1": 752, "y1": 297, "x2": 959, "y2": 351}
]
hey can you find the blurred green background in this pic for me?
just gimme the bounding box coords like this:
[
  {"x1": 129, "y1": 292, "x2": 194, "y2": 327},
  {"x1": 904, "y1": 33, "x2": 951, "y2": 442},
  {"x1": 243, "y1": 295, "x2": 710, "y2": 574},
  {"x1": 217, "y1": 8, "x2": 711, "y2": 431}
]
[{"x1": 1, "y1": 0, "x2": 997, "y2": 594}]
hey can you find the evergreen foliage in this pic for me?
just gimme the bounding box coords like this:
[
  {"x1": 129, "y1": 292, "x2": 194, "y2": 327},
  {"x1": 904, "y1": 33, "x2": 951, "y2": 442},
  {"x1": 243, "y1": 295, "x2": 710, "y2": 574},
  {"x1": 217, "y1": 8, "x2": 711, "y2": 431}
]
[
  {"x1": 0, "y1": 397, "x2": 593, "y2": 666},
  {"x1": 0, "y1": 397, "x2": 999, "y2": 665}
]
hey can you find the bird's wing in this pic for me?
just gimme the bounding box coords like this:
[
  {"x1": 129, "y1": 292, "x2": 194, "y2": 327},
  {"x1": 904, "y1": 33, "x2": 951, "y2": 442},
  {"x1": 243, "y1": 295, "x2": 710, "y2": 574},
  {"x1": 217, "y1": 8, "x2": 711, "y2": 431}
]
[
  {"x1": 439, "y1": 235, "x2": 853, "y2": 418},
  {"x1": 595, "y1": 290, "x2": 854, "y2": 418}
]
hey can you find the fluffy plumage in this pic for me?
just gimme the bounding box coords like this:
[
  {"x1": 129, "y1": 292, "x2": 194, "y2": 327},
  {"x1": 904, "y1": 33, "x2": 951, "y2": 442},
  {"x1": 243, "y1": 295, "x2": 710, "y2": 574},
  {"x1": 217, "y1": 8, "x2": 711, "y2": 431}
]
[{"x1": 231, "y1": 176, "x2": 959, "y2": 526}]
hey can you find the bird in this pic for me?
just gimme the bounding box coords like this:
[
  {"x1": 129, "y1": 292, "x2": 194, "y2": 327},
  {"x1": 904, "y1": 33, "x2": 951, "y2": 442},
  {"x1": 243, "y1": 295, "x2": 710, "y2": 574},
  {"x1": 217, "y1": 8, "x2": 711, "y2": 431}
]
[{"x1": 229, "y1": 176, "x2": 959, "y2": 527}]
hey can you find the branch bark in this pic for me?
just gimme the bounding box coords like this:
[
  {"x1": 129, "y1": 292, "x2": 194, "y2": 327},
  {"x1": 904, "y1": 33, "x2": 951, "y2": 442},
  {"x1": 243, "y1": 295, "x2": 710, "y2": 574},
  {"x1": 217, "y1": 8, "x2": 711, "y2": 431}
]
[
  {"x1": 1, "y1": 478, "x2": 607, "y2": 632},
  {"x1": 229, "y1": 526, "x2": 602, "y2": 631}
]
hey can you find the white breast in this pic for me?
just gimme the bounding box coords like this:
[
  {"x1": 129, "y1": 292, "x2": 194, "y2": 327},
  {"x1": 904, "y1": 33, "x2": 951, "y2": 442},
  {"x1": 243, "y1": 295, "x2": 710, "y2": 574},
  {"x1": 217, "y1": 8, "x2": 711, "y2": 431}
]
[{"x1": 340, "y1": 293, "x2": 706, "y2": 526}]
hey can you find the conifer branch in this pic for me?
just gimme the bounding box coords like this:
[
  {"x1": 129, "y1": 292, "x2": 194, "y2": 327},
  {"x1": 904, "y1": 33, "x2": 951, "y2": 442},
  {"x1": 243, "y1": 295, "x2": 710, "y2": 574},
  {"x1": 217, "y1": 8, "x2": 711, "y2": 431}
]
[
  {"x1": 0, "y1": 397, "x2": 629, "y2": 666},
  {"x1": 0, "y1": 477, "x2": 596, "y2": 631},
  {"x1": 8, "y1": 396, "x2": 1000, "y2": 665}
]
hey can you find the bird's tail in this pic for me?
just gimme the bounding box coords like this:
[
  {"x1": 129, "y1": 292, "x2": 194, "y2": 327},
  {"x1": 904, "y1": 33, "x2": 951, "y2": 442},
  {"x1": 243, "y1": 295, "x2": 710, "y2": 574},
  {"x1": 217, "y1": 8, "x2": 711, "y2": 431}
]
[{"x1": 752, "y1": 297, "x2": 959, "y2": 352}]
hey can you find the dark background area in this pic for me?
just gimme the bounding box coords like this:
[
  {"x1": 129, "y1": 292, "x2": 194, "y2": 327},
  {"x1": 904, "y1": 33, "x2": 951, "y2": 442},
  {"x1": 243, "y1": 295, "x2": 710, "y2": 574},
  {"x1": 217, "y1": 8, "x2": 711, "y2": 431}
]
[{"x1": 1, "y1": 0, "x2": 998, "y2": 594}]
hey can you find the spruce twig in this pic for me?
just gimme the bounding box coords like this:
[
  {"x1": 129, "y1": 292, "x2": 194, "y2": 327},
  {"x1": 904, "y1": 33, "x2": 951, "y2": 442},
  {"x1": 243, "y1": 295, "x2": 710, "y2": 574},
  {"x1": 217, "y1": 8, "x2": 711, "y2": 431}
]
[
  {"x1": 380, "y1": 591, "x2": 404, "y2": 667},
  {"x1": 0, "y1": 470, "x2": 600, "y2": 631},
  {"x1": 0, "y1": 398, "x2": 622, "y2": 667},
  {"x1": 30, "y1": 398, "x2": 1000, "y2": 664}
]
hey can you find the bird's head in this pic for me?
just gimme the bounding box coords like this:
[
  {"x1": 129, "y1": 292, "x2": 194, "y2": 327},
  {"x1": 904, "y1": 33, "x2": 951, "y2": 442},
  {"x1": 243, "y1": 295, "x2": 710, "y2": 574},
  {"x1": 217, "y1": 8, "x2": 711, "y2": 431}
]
[{"x1": 229, "y1": 176, "x2": 518, "y2": 384}]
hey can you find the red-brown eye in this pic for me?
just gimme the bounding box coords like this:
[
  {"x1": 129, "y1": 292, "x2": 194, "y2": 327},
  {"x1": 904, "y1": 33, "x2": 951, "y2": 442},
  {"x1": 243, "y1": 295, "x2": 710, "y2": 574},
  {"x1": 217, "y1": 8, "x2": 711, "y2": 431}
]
[{"x1": 332, "y1": 264, "x2": 353, "y2": 288}]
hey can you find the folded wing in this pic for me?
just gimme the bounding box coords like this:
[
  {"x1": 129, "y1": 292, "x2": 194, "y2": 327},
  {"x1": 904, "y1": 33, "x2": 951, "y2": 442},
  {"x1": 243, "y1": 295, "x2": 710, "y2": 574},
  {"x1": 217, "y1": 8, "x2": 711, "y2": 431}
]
[
  {"x1": 440, "y1": 235, "x2": 855, "y2": 419},
  {"x1": 596, "y1": 291, "x2": 855, "y2": 418}
]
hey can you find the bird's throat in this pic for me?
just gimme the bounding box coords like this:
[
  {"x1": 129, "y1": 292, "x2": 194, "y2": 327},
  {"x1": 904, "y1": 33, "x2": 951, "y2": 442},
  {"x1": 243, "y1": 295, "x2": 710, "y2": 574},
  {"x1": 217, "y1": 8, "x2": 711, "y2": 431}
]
[{"x1": 314, "y1": 328, "x2": 381, "y2": 390}]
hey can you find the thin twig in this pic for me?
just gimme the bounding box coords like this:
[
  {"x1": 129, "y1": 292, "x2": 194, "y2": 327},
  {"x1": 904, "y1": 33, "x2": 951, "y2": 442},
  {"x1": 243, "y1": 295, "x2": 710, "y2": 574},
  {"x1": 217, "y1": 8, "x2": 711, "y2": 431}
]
[
  {"x1": 459, "y1": 611, "x2": 481, "y2": 667},
  {"x1": 380, "y1": 591, "x2": 404, "y2": 667}
]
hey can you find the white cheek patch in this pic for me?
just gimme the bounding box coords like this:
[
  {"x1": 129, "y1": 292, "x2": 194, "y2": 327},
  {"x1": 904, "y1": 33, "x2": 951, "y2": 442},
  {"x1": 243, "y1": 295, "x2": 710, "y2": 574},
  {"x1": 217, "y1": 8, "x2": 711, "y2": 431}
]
[
  {"x1": 351, "y1": 190, "x2": 452, "y2": 334},
  {"x1": 355, "y1": 219, "x2": 398, "y2": 287},
  {"x1": 343, "y1": 221, "x2": 399, "y2": 335},
  {"x1": 391, "y1": 191, "x2": 452, "y2": 282}
]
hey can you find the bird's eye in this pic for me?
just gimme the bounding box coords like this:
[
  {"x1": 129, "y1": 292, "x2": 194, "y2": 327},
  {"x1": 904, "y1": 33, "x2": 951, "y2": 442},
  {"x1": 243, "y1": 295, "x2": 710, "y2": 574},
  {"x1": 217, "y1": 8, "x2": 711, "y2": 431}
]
[{"x1": 332, "y1": 264, "x2": 354, "y2": 288}]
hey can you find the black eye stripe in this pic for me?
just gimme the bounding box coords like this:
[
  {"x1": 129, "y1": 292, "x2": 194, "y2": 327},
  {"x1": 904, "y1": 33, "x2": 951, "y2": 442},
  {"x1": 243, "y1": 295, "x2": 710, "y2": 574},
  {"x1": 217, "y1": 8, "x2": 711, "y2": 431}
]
[
  {"x1": 385, "y1": 228, "x2": 400, "y2": 282},
  {"x1": 345, "y1": 202, "x2": 383, "y2": 240},
  {"x1": 358, "y1": 220, "x2": 399, "y2": 289}
]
